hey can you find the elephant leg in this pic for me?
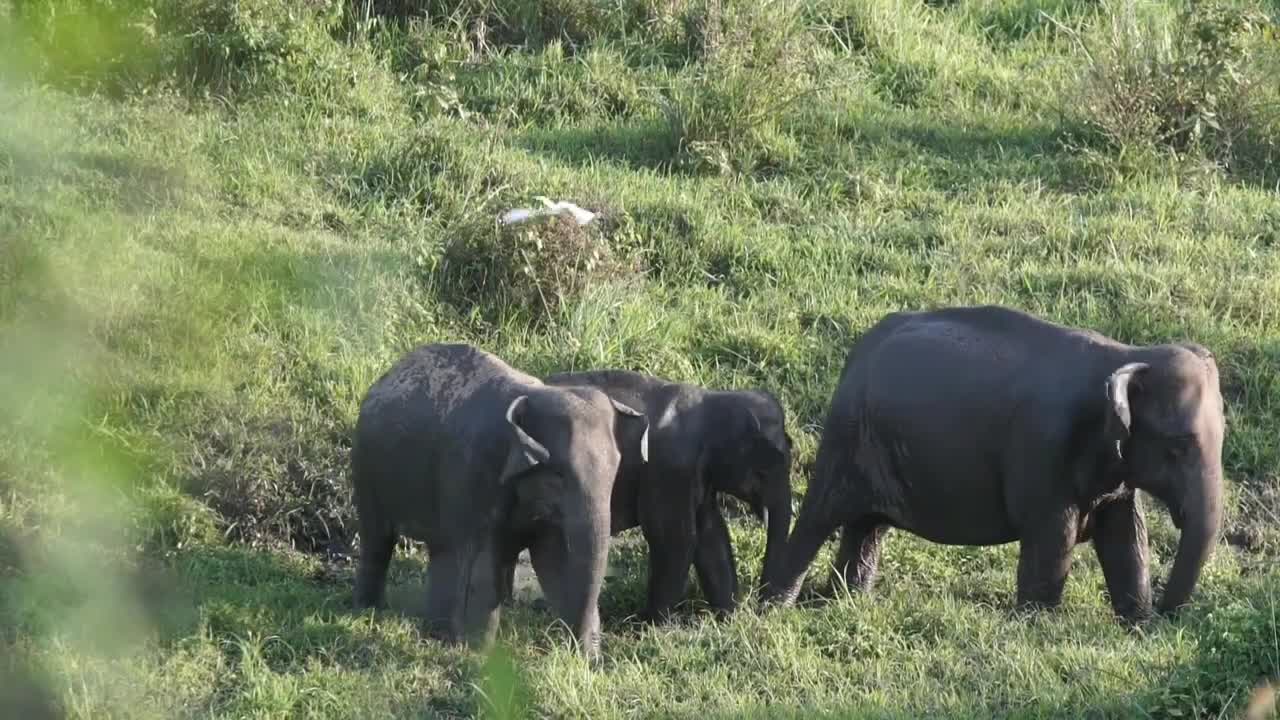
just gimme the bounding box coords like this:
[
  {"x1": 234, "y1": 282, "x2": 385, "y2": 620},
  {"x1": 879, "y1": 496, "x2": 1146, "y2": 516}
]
[
  {"x1": 423, "y1": 549, "x2": 465, "y2": 644},
  {"x1": 462, "y1": 544, "x2": 503, "y2": 648},
  {"x1": 637, "y1": 482, "x2": 698, "y2": 622},
  {"x1": 1091, "y1": 495, "x2": 1153, "y2": 622},
  {"x1": 1015, "y1": 508, "x2": 1078, "y2": 611},
  {"x1": 354, "y1": 523, "x2": 397, "y2": 610},
  {"x1": 830, "y1": 518, "x2": 889, "y2": 594},
  {"x1": 692, "y1": 501, "x2": 737, "y2": 616},
  {"x1": 497, "y1": 542, "x2": 523, "y2": 605}
]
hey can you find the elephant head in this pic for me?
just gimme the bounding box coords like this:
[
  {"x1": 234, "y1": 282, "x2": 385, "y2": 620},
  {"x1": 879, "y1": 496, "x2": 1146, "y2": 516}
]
[
  {"x1": 1104, "y1": 342, "x2": 1225, "y2": 615},
  {"x1": 704, "y1": 391, "x2": 794, "y2": 596},
  {"x1": 501, "y1": 388, "x2": 648, "y2": 659}
]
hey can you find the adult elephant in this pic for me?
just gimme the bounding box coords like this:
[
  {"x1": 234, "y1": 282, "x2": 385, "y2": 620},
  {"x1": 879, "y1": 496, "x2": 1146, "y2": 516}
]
[
  {"x1": 351, "y1": 343, "x2": 649, "y2": 660},
  {"x1": 545, "y1": 370, "x2": 793, "y2": 621},
  {"x1": 763, "y1": 305, "x2": 1225, "y2": 621}
]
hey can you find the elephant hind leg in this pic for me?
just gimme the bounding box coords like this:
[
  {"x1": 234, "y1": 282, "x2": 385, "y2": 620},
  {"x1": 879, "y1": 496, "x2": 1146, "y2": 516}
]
[
  {"x1": 830, "y1": 518, "x2": 889, "y2": 595},
  {"x1": 354, "y1": 524, "x2": 397, "y2": 610}
]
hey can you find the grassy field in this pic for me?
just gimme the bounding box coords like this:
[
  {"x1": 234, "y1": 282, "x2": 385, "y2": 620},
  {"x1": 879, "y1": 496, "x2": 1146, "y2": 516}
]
[{"x1": 2, "y1": 0, "x2": 1279, "y2": 717}]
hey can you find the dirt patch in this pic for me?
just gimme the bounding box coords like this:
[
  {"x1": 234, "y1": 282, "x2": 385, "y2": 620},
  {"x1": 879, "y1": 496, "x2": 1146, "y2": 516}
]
[
  {"x1": 1225, "y1": 478, "x2": 1280, "y2": 555},
  {"x1": 184, "y1": 416, "x2": 353, "y2": 555}
]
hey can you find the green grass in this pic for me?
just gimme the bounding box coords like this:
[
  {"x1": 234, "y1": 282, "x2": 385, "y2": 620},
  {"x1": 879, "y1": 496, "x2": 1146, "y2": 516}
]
[{"x1": 2, "y1": 0, "x2": 1279, "y2": 717}]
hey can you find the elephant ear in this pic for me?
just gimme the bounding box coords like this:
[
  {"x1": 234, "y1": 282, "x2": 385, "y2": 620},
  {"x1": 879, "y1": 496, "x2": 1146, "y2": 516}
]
[
  {"x1": 502, "y1": 395, "x2": 551, "y2": 483},
  {"x1": 609, "y1": 397, "x2": 649, "y2": 464},
  {"x1": 1104, "y1": 363, "x2": 1150, "y2": 461},
  {"x1": 746, "y1": 411, "x2": 789, "y2": 466}
]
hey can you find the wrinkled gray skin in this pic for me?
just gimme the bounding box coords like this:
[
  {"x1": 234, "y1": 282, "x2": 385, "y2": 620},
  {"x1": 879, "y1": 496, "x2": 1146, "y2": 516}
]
[
  {"x1": 351, "y1": 344, "x2": 649, "y2": 660},
  {"x1": 764, "y1": 306, "x2": 1225, "y2": 622},
  {"x1": 544, "y1": 370, "x2": 792, "y2": 621}
]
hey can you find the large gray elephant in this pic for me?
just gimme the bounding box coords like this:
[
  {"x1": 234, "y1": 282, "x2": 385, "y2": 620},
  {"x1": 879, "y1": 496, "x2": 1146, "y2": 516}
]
[
  {"x1": 544, "y1": 370, "x2": 793, "y2": 621},
  {"x1": 351, "y1": 343, "x2": 649, "y2": 660},
  {"x1": 763, "y1": 306, "x2": 1226, "y2": 621}
]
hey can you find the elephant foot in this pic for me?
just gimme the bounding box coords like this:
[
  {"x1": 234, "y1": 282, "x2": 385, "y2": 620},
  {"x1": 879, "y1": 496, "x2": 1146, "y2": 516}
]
[
  {"x1": 352, "y1": 589, "x2": 386, "y2": 612},
  {"x1": 638, "y1": 606, "x2": 678, "y2": 625},
  {"x1": 708, "y1": 603, "x2": 736, "y2": 620}
]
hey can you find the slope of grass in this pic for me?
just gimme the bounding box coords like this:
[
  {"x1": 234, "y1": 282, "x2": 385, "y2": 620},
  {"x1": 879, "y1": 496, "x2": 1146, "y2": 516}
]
[{"x1": 2, "y1": 0, "x2": 1279, "y2": 717}]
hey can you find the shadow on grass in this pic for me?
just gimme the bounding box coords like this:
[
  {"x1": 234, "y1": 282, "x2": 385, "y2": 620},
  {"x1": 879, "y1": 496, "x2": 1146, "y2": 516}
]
[
  {"x1": 1090, "y1": 581, "x2": 1280, "y2": 719},
  {"x1": 0, "y1": 661, "x2": 60, "y2": 720},
  {"x1": 172, "y1": 545, "x2": 487, "y2": 716},
  {"x1": 827, "y1": 112, "x2": 1105, "y2": 195},
  {"x1": 516, "y1": 121, "x2": 680, "y2": 173}
]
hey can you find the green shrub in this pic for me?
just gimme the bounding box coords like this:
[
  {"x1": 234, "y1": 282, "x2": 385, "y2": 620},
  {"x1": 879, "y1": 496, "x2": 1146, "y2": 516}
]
[
  {"x1": 3, "y1": 0, "x2": 360, "y2": 97},
  {"x1": 160, "y1": 0, "x2": 346, "y2": 92},
  {"x1": 435, "y1": 210, "x2": 638, "y2": 325},
  {"x1": 661, "y1": 0, "x2": 823, "y2": 174},
  {"x1": 3, "y1": 0, "x2": 167, "y2": 94},
  {"x1": 1072, "y1": 0, "x2": 1278, "y2": 167}
]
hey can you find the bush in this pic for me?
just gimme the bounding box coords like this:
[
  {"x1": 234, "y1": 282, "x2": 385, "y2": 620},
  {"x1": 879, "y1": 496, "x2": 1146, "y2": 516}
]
[
  {"x1": 434, "y1": 209, "x2": 637, "y2": 325},
  {"x1": 1072, "y1": 0, "x2": 1278, "y2": 167},
  {"x1": 161, "y1": 0, "x2": 346, "y2": 92},
  {"x1": 3, "y1": 0, "x2": 167, "y2": 94},
  {"x1": 4, "y1": 0, "x2": 360, "y2": 97},
  {"x1": 661, "y1": 0, "x2": 824, "y2": 175}
]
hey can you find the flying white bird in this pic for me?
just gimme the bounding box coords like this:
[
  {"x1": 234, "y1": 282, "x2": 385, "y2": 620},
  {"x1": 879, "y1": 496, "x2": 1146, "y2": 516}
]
[{"x1": 499, "y1": 196, "x2": 597, "y2": 226}]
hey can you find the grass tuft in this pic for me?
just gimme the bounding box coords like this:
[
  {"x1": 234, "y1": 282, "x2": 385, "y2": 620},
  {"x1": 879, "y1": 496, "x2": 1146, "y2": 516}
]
[{"x1": 1066, "y1": 0, "x2": 1280, "y2": 175}]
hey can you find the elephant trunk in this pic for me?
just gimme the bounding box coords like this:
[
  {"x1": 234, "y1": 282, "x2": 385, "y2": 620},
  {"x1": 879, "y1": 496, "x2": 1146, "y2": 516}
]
[
  {"x1": 1158, "y1": 469, "x2": 1223, "y2": 615},
  {"x1": 553, "y1": 512, "x2": 608, "y2": 660},
  {"x1": 757, "y1": 484, "x2": 793, "y2": 600}
]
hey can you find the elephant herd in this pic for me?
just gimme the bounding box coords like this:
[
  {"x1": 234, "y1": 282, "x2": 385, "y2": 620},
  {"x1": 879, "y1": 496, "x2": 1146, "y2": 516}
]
[{"x1": 350, "y1": 304, "x2": 1227, "y2": 661}]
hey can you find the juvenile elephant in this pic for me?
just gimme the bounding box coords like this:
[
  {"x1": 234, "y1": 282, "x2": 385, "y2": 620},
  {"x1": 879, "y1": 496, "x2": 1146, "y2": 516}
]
[
  {"x1": 763, "y1": 306, "x2": 1225, "y2": 622},
  {"x1": 544, "y1": 370, "x2": 793, "y2": 621},
  {"x1": 351, "y1": 343, "x2": 649, "y2": 660}
]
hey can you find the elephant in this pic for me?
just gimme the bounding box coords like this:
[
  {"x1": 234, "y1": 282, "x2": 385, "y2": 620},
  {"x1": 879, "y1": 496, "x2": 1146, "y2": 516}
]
[
  {"x1": 762, "y1": 305, "x2": 1225, "y2": 622},
  {"x1": 351, "y1": 343, "x2": 649, "y2": 660},
  {"x1": 544, "y1": 369, "x2": 793, "y2": 621}
]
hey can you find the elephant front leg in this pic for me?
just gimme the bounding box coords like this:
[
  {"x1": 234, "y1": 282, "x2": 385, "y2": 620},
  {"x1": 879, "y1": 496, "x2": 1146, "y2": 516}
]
[
  {"x1": 497, "y1": 541, "x2": 524, "y2": 606},
  {"x1": 1015, "y1": 508, "x2": 1079, "y2": 612},
  {"x1": 692, "y1": 501, "x2": 738, "y2": 616},
  {"x1": 423, "y1": 544, "x2": 503, "y2": 648},
  {"x1": 423, "y1": 549, "x2": 465, "y2": 643},
  {"x1": 1091, "y1": 494, "x2": 1153, "y2": 622},
  {"x1": 639, "y1": 507, "x2": 697, "y2": 622}
]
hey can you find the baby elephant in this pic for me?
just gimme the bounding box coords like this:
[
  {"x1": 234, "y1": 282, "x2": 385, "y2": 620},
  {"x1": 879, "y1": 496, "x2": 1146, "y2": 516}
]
[
  {"x1": 764, "y1": 305, "x2": 1225, "y2": 622},
  {"x1": 351, "y1": 343, "x2": 649, "y2": 660},
  {"x1": 545, "y1": 370, "x2": 793, "y2": 621}
]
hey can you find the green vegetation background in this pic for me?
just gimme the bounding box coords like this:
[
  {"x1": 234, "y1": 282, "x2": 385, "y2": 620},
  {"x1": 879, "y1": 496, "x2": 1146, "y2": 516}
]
[{"x1": 1, "y1": 0, "x2": 1278, "y2": 716}]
